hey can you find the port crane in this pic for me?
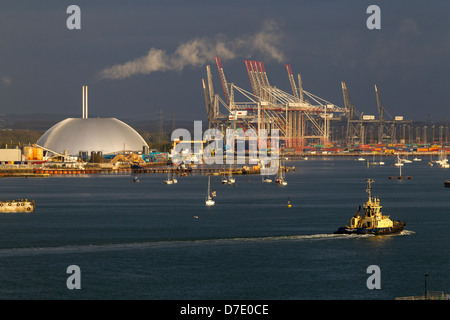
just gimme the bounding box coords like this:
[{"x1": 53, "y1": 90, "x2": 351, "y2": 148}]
[
  {"x1": 341, "y1": 82, "x2": 412, "y2": 144},
  {"x1": 202, "y1": 57, "x2": 346, "y2": 150}
]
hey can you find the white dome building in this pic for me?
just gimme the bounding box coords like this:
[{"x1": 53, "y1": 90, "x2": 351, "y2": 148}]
[
  {"x1": 36, "y1": 85, "x2": 149, "y2": 156},
  {"x1": 37, "y1": 118, "x2": 149, "y2": 156}
]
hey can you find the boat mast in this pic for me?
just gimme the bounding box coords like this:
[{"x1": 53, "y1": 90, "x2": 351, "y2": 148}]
[
  {"x1": 207, "y1": 176, "x2": 211, "y2": 197},
  {"x1": 366, "y1": 178, "x2": 374, "y2": 200}
]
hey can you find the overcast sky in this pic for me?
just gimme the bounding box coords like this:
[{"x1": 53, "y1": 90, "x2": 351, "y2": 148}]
[{"x1": 0, "y1": 1, "x2": 449, "y2": 123}]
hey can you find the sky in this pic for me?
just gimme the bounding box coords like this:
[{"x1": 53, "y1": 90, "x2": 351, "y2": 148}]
[{"x1": 0, "y1": 0, "x2": 449, "y2": 123}]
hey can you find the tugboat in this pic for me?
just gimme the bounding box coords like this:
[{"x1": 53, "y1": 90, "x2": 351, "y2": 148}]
[
  {"x1": 334, "y1": 179, "x2": 406, "y2": 235},
  {"x1": 0, "y1": 199, "x2": 35, "y2": 212}
]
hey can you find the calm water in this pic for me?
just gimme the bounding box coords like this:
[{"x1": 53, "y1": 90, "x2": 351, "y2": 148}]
[{"x1": 0, "y1": 158, "x2": 449, "y2": 300}]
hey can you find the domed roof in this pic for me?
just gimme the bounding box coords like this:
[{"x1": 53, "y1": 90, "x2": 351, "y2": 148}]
[{"x1": 37, "y1": 118, "x2": 149, "y2": 155}]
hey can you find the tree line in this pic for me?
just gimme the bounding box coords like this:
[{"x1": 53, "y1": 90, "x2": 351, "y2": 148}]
[{"x1": 0, "y1": 129, "x2": 172, "y2": 152}]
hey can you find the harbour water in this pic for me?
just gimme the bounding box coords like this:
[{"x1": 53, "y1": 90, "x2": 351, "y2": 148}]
[{"x1": 0, "y1": 158, "x2": 449, "y2": 300}]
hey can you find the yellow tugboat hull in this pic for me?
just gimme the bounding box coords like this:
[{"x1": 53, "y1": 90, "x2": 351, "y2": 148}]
[{"x1": 335, "y1": 221, "x2": 406, "y2": 235}]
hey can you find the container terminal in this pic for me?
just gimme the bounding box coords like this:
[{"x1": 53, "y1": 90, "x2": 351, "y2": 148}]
[{"x1": 1, "y1": 60, "x2": 449, "y2": 176}]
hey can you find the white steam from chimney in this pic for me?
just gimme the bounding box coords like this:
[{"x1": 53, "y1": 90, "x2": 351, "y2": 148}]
[{"x1": 97, "y1": 19, "x2": 286, "y2": 80}]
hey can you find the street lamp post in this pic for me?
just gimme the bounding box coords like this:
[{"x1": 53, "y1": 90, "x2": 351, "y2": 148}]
[{"x1": 424, "y1": 273, "x2": 429, "y2": 300}]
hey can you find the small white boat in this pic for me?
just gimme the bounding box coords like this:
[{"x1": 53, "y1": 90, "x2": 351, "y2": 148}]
[
  {"x1": 436, "y1": 150, "x2": 449, "y2": 168},
  {"x1": 276, "y1": 178, "x2": 287, "y2": 186},
  {"x1": 401, "y1": 158, "x2": 412, "y2": 163},
  {"x1": 370, "y1": 155, "x2": 385, "y2": 165},
  {"x1": 394, "y1": 155, "x2": 404, "y2": 167},
  {"x1": 439, "y1": 159, "x2": 450, "y2": 168},
  {"x1": 163, "y1": 171, "x2": 174, "y2": 184},
  {"x1": 357, "y1": 157, "x2": 365, "y2": 161},
  {"x1": 205, "y1": 176, "x2": 215, "y2": 206},
  {"x1": 276, "y1": 158, "x2": 287, "y2": 185},
  {"x1": 413, "y1": 157, "x2": 422, "y2": 162},
  {"x1": 171, "y1": 171, "x2": 178, "y2": 183},
  {"x1": 262, "y1": 176, "x2": 272, "y2": 183}
]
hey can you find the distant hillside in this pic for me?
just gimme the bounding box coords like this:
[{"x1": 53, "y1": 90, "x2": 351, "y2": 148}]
[
  {"x1": 0, "y1": 129, "x2": 43, "y2": 147},
  {"x1": 0, "y1": 113, "x2": 204, "y2": 133},
  {"x1": 0, "y1": 113, "x2": 72, "y2": 131}
]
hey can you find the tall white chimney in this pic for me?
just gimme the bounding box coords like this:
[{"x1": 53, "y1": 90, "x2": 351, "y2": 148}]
[
  {"x1": 85, "y1": 85, "x2": 88, "y2": 119},
  {"x1": 82, "y1": 85, "x2": 88, "y2": 119},
  {"x1": 82, "y1": 86, "x2": 85, "y2": 119}
]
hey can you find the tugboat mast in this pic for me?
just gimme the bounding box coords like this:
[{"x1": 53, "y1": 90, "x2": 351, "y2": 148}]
[{"x1": 366, "y1": 178, "x2": 374, "y2": 200}]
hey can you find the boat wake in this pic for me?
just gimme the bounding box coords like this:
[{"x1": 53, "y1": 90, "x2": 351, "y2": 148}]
[
  {"x1": 227, "y1": 233, "x2": 370, "y2": 242},
  {"x1": 0, "y1": 231, "x2": 415, "y2": 257},
  {"x1": 398, "y1": 230, "x2": 415, "y2": 236}
]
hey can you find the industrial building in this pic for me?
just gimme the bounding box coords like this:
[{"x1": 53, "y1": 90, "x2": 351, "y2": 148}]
[
  {"x1": 37, "y1": 117, "x2": 149, "y2": 157},
  {"x1": 0, "y1": 148, "x2": 22, "y2": 163},
  {"x1": 36, "y1": 86, "x2": 149, "y2": 159}
]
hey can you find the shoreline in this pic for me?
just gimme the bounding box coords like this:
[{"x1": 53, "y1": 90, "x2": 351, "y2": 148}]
[{"x1": 0, "y1": 152, "x2": 438, "y2": 177}]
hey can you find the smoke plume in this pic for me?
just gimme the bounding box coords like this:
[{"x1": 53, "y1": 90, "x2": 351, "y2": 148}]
[{"x1": 98, "y1": 19, "x2": 285, "y2": 80}]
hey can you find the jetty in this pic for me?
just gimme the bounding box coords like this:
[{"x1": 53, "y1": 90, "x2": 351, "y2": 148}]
[{"x1": 1, "y1": 162, "x2": 294, "y2": 177}]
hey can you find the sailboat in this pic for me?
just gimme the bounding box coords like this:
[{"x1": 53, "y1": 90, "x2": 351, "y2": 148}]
[
  {"x1": 163, "y1": 171, "x2": 174, "y2": 184},
  {"x1": 436, "y1": 150, "x2": 449, "y2": 168},
  {"x1": 225, "y1": 108, "x2": 237, "y2": 186},
  {"x1": 394, "y1": 154, "x2": 404, "y2": 167},
  {"x1": 227, "y1": 175, "x2": 236, "y2": 185},
  {"x1": 227, "y1": 164, "x2": 236, "y2": 185},
  {"x1": 389, "y1": 155, "x2": 412, "y2": 179},
  {"x1": 262, "y1": 175, "x2": 272, "y2": 183},
  {"x1": 400, "y1": 156, "x2": 412, "y2": 164},
  {"x1": 370, "y1": 154, "x2": 385, "y2": 165},
  {"x1": 205, "y1": 176, "x2": 215, "y2": 206},
  {"x1": 275, "y1": 158, "x2": 287, "y2": 185},
  {"x1": 221, "y1": 175, "x2": 228, "y2": 184}
]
